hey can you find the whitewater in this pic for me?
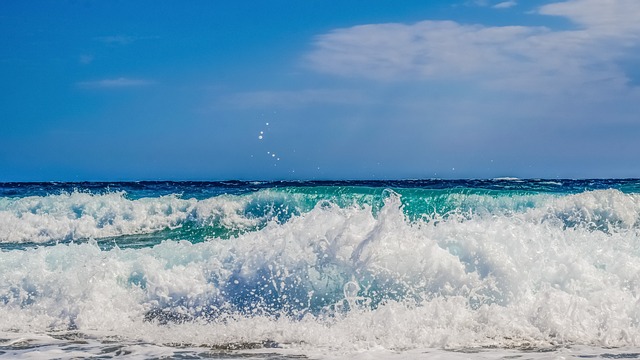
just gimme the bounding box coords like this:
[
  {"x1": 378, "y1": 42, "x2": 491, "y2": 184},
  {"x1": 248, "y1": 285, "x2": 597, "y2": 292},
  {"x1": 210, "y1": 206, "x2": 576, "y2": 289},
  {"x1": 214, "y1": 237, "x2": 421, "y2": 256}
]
[{"x1": 1, "y1": 179, "x2": 640, "y2": 359}]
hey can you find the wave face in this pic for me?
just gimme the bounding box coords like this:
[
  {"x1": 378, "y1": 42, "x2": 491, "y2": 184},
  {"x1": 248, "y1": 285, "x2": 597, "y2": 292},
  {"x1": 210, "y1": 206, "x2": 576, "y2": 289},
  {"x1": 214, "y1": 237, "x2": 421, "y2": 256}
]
[{"x1": 1, "y1": 180, "x2": 640, "y2": 355}]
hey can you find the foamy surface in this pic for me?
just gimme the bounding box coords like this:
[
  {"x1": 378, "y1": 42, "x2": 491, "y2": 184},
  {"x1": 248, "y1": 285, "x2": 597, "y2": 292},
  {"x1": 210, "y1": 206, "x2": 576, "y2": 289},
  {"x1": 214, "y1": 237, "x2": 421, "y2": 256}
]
[{"x1": 1, "y1": 180, "x2": 640, "y2": 358}]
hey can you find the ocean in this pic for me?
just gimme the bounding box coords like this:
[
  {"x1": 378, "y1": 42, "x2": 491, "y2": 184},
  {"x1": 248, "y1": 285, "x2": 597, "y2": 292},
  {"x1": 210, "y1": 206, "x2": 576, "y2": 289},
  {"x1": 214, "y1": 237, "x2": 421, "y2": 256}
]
[{"x1": 1, "y1": 179, "x2": 640, "y2": 359}]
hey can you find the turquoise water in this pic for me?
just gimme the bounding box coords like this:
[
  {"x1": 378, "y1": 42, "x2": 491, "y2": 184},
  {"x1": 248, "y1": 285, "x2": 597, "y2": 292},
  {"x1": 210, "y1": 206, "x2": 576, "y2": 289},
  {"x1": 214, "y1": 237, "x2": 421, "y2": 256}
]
[{"x1": 1, "y1": 179, "x2": 640, "y2": 358}]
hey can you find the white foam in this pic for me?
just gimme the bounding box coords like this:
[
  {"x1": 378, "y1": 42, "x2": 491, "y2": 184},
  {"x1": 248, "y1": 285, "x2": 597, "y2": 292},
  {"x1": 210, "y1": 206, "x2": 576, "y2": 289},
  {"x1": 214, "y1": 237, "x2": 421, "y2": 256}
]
[
  {"x1": 531, "y1": 189, "x2": 640, "y2": 231},
  {"x1": 2, "y1": 190, "x2": 640, "y2": 354},
  {"x1": 2, "y1": 332, "x2": 639, "y2": 359},
  {"x1": 0, "y1": 191, "x2": 259, "y2": 243},
  {"x1": 492, "y1": 177, "x2": 521, "y2": 181}
]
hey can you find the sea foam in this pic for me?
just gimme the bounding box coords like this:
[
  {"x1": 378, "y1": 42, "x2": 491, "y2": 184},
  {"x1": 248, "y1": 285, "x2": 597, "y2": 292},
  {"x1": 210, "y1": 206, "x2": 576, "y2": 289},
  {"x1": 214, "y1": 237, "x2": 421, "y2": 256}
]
[
  {"x1": 2, "y1": 189, "x2": 640, "y2": 352},
  {"x1": 0, "y1": 191, "x2": 262, "y2": 243}
]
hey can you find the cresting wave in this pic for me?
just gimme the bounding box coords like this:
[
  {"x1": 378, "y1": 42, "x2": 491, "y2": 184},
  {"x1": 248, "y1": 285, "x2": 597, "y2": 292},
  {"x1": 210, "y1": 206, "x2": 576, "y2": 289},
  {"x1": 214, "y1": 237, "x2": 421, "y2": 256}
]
[
  {"x1": 2, "y1": 185, "x2": 640, "y2": 352},
  {"x1": 0, "y1": 191, "x2": 254, "y2": 244},
  {"x1": 1, "y1": 187, "x2": 639, "y2": 245}
]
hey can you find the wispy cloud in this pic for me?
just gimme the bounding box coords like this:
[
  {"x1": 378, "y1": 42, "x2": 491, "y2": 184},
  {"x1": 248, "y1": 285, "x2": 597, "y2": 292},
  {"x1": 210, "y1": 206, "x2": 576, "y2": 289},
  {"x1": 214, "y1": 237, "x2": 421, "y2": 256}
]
[
  {"x1": 462, "y1": 0, "x2": 514, "y2": 8},
  {"x1": 539, "y1": 0, "x2": 640, "y2": 35},
  {"x1": 94, "y1": 35, "x2": 158, "y2": 45},
  {"x1": 306, "y1": 21, "x2": 547, "y2": 81},
  {"x1": 304, "y1": 0, "x2": 640, "y2": 94},
  {"x1": 77, "y1": 77, "x2": 155, "y2": 89},
  {"x1": 493, "y1": 1, "x2": 517, "y2": 9},
  {"x1": 222, "y1": 89, "x2": 368, "y2": 108},
  {"x1": 79, "y1": 54, "x2": 94, "y2": 65},
  {"x1": 462, "y1": 0, "x2": 489, "y2": 7}
]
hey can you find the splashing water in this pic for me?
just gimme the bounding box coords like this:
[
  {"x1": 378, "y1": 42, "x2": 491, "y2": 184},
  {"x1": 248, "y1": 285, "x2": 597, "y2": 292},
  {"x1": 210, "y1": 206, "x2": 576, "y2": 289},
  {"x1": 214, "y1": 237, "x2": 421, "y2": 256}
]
[{"x1": 1, "y1": 180, "x2": 640, "y2": 358}]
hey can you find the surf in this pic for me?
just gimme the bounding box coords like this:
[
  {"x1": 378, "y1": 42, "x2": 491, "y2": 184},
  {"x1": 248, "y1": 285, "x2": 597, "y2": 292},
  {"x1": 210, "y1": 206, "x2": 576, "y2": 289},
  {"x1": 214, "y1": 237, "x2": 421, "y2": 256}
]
[{"x1": 1, "y1": 180, "x2": 640, "y2": 356}]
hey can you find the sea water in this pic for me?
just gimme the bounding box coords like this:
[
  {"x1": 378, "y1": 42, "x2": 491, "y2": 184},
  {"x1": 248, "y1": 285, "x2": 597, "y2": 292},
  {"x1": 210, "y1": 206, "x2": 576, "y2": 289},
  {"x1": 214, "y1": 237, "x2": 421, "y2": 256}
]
[{"x1": 1, "y1": 179, "x2": 640, "y2": 359}]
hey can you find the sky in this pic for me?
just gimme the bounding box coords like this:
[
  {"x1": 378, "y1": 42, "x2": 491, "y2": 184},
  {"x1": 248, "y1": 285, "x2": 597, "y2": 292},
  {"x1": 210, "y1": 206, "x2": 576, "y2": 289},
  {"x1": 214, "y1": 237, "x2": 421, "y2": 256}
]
[{"x1": 1, "y1": 0, "x2": 639, "y2": 181}]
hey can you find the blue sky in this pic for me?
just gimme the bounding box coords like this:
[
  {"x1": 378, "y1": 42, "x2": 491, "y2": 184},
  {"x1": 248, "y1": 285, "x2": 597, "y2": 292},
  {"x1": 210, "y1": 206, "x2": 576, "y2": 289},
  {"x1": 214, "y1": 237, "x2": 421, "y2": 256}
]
[{"x1": 1, "y1": 0, "x2": 639, "y2": 181}]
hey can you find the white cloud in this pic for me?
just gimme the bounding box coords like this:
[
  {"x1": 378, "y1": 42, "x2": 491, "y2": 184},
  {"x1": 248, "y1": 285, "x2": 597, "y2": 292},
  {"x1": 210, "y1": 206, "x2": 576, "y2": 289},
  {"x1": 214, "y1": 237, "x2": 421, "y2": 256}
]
[
  {"x1": 304, "y1": 0, "x2": 640, "y2": 94},
  {"x1": 77, "y1": 77, "x2": 155, "y2": 89},
  {"x1": 539, "y1": 0, "x2": 640, "y2": 37},
  {"x1": 306, "y1": 21, "x2": 545, "y2": 81},
  {"x1": 493, "y1": 1, "x2": 517, "y2": 9},
  {"x1": 222, "y1": 89, "x2": 368, "y2": 108}
]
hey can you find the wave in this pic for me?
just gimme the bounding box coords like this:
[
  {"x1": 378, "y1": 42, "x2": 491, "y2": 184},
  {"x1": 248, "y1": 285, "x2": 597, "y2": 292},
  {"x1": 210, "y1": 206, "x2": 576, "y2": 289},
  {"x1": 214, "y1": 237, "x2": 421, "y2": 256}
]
[
  {"x1": 0, "y1": 190, "x2": 289, "y2": 244},
  {"x1": 2, "y1": 190, "x2": 640, "y2": 350},
  {"x1": 1, "y1": 187, "x2": 639, "y2": 245}
]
